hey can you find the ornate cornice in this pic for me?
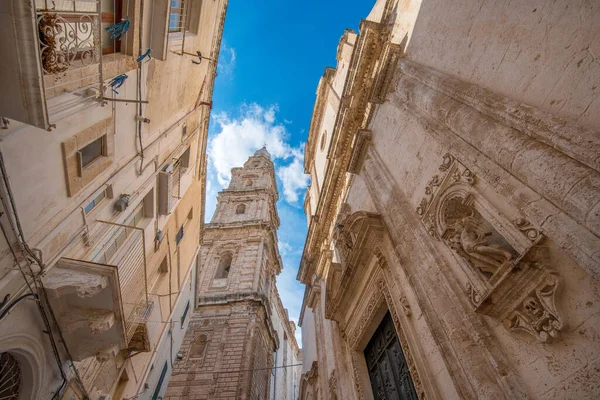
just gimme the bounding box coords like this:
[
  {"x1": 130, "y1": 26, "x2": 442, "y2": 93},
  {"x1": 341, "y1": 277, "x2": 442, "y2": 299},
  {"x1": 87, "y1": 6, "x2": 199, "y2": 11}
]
[
  {"x1": 298, "y1": 20, "x2": 388, "y2": 284},
  {"x1": 305, "y1": 68, "x2": 336, "y2": 173},
  {"x1": 347, "y1": 129, "x2": 372, "y2": 174}
]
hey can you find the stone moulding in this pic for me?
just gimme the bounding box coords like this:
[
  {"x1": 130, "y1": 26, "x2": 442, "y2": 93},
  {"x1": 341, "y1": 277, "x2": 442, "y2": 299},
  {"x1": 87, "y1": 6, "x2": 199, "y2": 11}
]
[
  {"x1": 347, "y1": 130, "x2": 372, "y2": 174},
  {"x1": 299, "y1": 361, "x2": 319, "y2": 399},
  {"x1": 326, "y1": 211, "x2": 384, "y2": 320},
  {"x1": 503, "y1": 273, "x2": 563, "y2": 342},
  {"x1": 370, "y1": 42, "x2": 403, "y2": 103},
  {"x1": 345, "y1": 273, "x2": 425, "y2": 400},
  {"x1": 417, "y1": 153, "x2": 565, "y2": 342}
]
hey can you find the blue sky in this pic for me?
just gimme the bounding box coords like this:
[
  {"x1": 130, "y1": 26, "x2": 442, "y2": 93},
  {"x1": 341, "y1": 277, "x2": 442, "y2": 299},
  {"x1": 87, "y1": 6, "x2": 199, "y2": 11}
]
[{"x1": 205, "y1": 0, "x2": 374, "y2": 344}]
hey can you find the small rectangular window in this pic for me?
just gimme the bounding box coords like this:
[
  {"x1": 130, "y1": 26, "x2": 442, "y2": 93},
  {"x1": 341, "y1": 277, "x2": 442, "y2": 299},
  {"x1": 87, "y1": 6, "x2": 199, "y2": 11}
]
[
  {"x1": 175, "y1": 225, "x2": 184, "y2": 246},
  {"x1": 101, "y1": 0, "x2": 124, "y2": 55},
  {"x1": 184, "y1": 207, "x2": 193, "y2": 226},
  {"x1": 152, "y1": 362, "x2": 169, "y2": 400},
  {"x1": 79, "y1": 136, "x2": 105, "y2": 169},
  {"x1": 129, "y1": 206, "x2": 145, "y2": 227},
  {"x1": 180, "y1": 146, "x2": 191, "y2": 171},
  {"x1": 84, "y1": 189, "x2": 107, "y2": 214},
  {"x1": 181, "y1": 300, "x2": 190, "y2": 328},
  {"x1": 169, "y1": 0, "x2": 186, "y2": 33},
  {"x1": 159, "y1": 256, "x2": 168, "y2": 273}
]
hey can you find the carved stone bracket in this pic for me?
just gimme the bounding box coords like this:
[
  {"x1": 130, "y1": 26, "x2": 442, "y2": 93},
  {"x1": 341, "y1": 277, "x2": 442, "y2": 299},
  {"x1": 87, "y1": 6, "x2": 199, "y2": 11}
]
[
  {"x1": 503, "y1": 273, "x2": 563, "y2": 342},
  {"x1": 348, "y1": 130, "x2": 372, "y2": 174},
  {"x1": 371, "y1": 42, "x2": 403, "y2": 103},
  {"x1": 418, "y1": 154, "x2": 564, "y2": 342}
]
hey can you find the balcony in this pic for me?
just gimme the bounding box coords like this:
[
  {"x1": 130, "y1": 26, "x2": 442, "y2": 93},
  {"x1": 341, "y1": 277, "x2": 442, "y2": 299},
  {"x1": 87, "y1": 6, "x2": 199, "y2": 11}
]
[
  {"x1": 42, "y1": 220, "x2": 151, "y2": 361},
  {"x1": 1, "y1": 0, "x2": 105, "y2": 130}
]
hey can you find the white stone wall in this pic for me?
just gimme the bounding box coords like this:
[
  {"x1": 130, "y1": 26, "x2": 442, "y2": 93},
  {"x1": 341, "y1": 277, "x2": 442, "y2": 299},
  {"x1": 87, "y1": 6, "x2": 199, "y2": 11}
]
[
  {"x1": 298, "y1": 0, "x2": 600, "y2": 399},
  {"x1": 0, "y1": 0, "x2": 227, "y2": 397}
]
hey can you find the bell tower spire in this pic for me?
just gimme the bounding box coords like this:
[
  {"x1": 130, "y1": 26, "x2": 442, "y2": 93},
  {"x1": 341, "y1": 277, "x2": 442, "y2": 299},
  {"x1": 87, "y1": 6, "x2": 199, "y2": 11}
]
[
  {"x1": 169, "y1": 149, "x2": 283, "y2": 399},
  {"x1": 210, "y1": 146, "x2": 280, "y2": 229}
]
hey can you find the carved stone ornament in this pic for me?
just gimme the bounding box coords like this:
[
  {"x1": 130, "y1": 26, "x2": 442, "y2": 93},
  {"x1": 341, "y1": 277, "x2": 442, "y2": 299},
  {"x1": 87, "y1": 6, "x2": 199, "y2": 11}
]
[
  {"x1": 503, "y1": 273, "x2": 563, "y2": 342},
  {"x1": 416, "y1": 153, "x2": 475, "y2": 238},
  {"x1": 329, "y1": 369, "x2": 339, "y2": 400},
  {"x1": 347, "y1": 276, "x2": 425, "y2": 399},
  {"x1": 348, "y1": 130, "x2": 373, "y2": 174},
  {"x1": 327, "y1": 211, "x2": 386, "y2": 320},
  {"x1": 299, "y1": 361, "x2": 319, "y2": 400},
  {"x1": 418, "y1": 154, "x2": 565, "y2": 342}
]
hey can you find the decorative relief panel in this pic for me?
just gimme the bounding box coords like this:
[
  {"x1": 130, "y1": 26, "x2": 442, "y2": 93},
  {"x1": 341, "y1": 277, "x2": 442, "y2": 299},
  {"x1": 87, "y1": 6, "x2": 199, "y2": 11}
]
[
  {"x1": 417, "y1": 154, "x2": 564, "y2": 342},
  {"x1": 329, "y1": 369, "x2": 339, "y2": 400},
  {"x1": 327, "y1": 210, "x2": 384, "y2": 320}
]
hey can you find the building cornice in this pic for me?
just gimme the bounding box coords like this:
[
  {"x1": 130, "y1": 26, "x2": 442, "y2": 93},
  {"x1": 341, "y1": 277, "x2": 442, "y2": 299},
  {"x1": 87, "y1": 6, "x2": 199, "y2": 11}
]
[
  {"x1": 304, "y1": 68, "x2": 336, "y2": 173},
  {"x1": 298, "y1": 19, "x2": 388, "y2": 284},
  {"x1": 203, "y1": 221, "x2": 283, "y2": 274},
  {"x1": 197, "y1": 291, "x2": 280, "y2": 349}
]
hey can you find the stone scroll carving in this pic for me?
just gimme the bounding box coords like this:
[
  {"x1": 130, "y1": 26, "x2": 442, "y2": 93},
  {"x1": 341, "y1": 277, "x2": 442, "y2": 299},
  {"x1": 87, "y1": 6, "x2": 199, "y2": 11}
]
[
  {"x1": 329, "y1": 369, "x2": 339, "y2": 400},
  {"x1": 503, "y1": 273, "x2": 563, "y2": 342},
  {"x1": 333, "y1": 203, "x2": 354, "y2": 263},
  {"x1": 417, "y1": 154, "x2": 564, "y2": 342}
]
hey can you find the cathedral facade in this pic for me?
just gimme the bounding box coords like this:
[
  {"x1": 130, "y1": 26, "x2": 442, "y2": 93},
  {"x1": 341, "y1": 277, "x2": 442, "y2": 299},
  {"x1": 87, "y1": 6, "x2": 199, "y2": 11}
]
[
  {"x1": 298, "y1": 0, "x2": 600, "y2": 399},
  {"x1": 165, "y1": 148, "x2": 301, "y2": 399}
]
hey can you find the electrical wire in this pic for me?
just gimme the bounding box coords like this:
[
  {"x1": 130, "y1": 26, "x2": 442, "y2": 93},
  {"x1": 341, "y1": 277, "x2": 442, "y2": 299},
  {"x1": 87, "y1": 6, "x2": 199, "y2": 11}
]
[
  {"x1": 0, "y1": 154, "x2": 90, "y2": 399},
  {"x1": 0, "y1": 293, "x2": 36, "y2": 321},
  {"x1": 169, "y1": 363, "x2": 303, "y2": 377}
]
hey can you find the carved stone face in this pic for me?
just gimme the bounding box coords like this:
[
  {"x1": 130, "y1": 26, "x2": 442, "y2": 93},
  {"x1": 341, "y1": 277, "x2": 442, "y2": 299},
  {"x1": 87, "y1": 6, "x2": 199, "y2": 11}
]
[{"x1": 523, "y1": 297, "x2": 542, "y2": 317}]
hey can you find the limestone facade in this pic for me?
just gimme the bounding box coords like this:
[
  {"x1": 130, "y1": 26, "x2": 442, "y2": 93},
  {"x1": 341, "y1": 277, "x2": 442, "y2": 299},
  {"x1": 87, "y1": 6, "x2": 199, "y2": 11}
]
[
  {"x1": 0, "y1": 0, "x2": 227, "y2": 398},
  {"x1": 298, "y1": 1, "x2": 600, "y2": 399},
  {"x1": 164, "y1": 149, "x2": 301, "y2": 400}
]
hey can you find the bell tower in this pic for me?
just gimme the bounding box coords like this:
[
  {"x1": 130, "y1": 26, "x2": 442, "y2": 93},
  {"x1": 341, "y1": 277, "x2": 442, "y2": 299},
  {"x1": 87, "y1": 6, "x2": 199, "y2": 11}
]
[{"x1": 165, "y1": 148, "x2": 282, "y2": 399}]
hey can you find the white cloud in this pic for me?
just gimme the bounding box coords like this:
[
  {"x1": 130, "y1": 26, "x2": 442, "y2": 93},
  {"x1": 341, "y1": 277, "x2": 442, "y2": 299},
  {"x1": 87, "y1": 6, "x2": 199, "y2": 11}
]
[
  {"x1": 217, "y1": 41, "x2": 236, "y2": 76},
  {"x1": 277, "y1": 151, "x2": 309, "y2": 203},
  {"x1": 278, "y1": 241, "x2": 293, "y2": 257},
  {"x1": 207, "y1": 103, "x2": 309, "y2": 207}
]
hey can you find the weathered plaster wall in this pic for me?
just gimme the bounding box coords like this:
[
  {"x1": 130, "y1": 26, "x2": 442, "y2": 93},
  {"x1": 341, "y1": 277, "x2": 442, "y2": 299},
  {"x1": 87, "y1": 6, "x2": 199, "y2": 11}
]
[{"x1": 404, "y1": 0, "x2": 600, "y2": 130}]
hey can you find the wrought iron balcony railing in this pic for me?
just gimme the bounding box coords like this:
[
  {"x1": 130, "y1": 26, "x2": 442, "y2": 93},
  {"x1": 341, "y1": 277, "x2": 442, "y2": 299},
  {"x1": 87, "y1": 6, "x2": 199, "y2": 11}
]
[
  {"x1": 35, "y1": 0, "x2": 104, "y2": 124},
  {"x1": 67, "y1": 219, "x2": 149, "y2": 344}
]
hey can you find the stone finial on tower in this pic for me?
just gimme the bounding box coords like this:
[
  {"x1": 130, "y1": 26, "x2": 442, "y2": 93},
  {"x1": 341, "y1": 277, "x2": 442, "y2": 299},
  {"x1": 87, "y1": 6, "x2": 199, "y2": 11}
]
[{"x1": 254, "y1": 146, "x2": 271, "y2": 160}]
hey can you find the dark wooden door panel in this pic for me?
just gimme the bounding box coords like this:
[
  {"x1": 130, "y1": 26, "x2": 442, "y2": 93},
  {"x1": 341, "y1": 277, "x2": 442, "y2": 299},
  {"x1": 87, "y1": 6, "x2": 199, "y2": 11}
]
[{"x1": 364, "y1": 313, "x2": 418, "y2": 400}]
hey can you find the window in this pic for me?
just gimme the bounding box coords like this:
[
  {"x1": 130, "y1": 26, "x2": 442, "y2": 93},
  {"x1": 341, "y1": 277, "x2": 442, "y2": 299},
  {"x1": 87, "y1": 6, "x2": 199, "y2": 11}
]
[
  {"x1": 95, "y1": 203, "x2": 144, "y2": 264},
  {"x1": 320, "y1": 131, "x2": 327, "y2": 151},
  {"x1": 84, "y1": 189, "x2": 107, "y2": 214},
  {"x1": 180, "y1": 146, "x2": 191, "y2": 171},
  {"x1": 79, "y1": 136, "x2": 105, "y2": 169},
  {"x1": 245, "y1": 179, "x2": 253, "y2": 187},
  {"x1": 216, "y1": 252, "x2": 232, "y2": 279},
  {"x1": 181, "y1": 301, "x2": 190, "y2": 328},
  {"x1": 62, "y1": 118, "x2": 113, "y2": 197},
  {"x1": 159, "y1": 256, "x2": 168, "y2": 273},
  {"x1": 175, "y1": 225, "x2": 184, "y2": 246},
  {"x1": 190, "y1": 334, "x2": 208, "y2": 359},
  {"x1": 151, "y1": 362, "x2": 168, "y2": 400},
  {"x1": 236, "y1": 204, "x2": 246, "y2": 215},
  {"x1": 169, "y1": 0, "x2": 187, "y2": 33},
  {"x1": 0, "y1": 352, "x2": 21, "y2": 400},
  {"x1": 101, "y1": 0, "x2": 124, "y2": 55},
  {"x1": 129, "y1": 205, "x2": 145, "y2": 227}
]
